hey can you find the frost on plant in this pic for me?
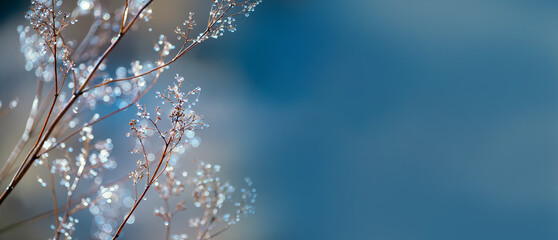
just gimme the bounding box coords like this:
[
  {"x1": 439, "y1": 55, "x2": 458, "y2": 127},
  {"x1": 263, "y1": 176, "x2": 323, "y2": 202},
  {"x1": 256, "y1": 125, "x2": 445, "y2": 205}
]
[
  {"x1": 0, "y1": 0, "x2": 260, "y2": 239},
  {"x1": 187, "y1": 162, "x2": 257, "y2": 240}
]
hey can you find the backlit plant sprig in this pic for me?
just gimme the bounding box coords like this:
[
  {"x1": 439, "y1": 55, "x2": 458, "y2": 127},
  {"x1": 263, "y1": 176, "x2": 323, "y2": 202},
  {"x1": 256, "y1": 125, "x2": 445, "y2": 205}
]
[
  {"x1": 150, "y1": 161, "x2": 258, "y2": 240},
  {"x1": 34, "y1": 123, "x2": 119, "y2": 239},
  {"x1": 1, "y1": 0, "x2": 260, "y2": 202},
  {"x1": 115, "y1": 76, "x2": 205, "y2": 239},
  {"x1": 123, "y1": 78, "x2": 257, "y2": 240},
  {"x1": 0, "y1": 0, "x2": 158, "y2": 205},
  {"x1": 0, "y1": 0, "x2": 261, "y2": 239},
  {"x1": 88, "y1": 184, "x2": 134, "y2": 240},
  {"x1": 186, "y1": 161, "x2": 257, "y2": 240},
  {"x1": 153, "y1": 167, "x2": 188, "y2": 240}
]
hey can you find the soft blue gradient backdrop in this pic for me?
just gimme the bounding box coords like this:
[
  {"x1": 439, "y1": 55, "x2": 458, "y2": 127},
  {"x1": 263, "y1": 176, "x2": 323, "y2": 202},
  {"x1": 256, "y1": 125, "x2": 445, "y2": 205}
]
[
  {"x1": 239, "y1": 1, "x2": 558, "y2": 239},
  {"x1": 0, "y1": 0, "x2": 557, "y2": 239}
]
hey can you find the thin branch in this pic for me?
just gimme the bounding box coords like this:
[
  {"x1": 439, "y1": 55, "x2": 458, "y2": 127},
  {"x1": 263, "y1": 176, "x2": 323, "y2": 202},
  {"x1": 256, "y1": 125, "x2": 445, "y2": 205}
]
[
  {"x1": 0, "y1": 0, "x2": 154, "y2": 206},
  {"x1": 112, "y1": 142, "x2": 171, "y2": 239},
  {"x1": 0, "y1": 79, "x2": 43, "y2": 184},
  {"x1": 0, "y1": 175, "x2": 129, "y2": 235},
  {"x1": 44, "y1": 159, "x2": 59, "y2": 237},
  {"x1": 83, "y1": 3, "x2": 234, "y2": 93},
  {"x1": 40, "y1": 68, "x2": 162, "y2": 156}
]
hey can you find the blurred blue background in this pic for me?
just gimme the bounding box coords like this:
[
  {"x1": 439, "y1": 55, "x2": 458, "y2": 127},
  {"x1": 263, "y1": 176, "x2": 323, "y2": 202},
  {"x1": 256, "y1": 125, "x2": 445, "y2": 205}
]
[{"x1": 0, "y1": 0, "x2": 557, "y2": 239}]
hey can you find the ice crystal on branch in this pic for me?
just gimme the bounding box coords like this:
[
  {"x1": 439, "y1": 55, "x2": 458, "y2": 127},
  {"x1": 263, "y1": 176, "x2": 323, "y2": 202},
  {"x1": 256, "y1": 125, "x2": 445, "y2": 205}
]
[
  {"x1": 127, "y1": 76, "x2": 205, "y2": 189},
  {"x1": 120, "y1": 75, "x2": 256, "y2": 239},
  {"x1": 26, "y1": 0, "x2": 76, "y2": 46}
]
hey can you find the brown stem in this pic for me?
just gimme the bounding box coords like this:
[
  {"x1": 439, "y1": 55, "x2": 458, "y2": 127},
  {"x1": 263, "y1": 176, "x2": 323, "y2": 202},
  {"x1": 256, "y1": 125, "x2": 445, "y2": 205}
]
[
  {"x1": 0, "y1": 6, "x2": 63, "y2": 207},
  {"x1": 113, "y1": 141, "x2": 171, "y2": 239},
  {"x1": 44, "y1": 160, "x2": 60, "y2": 239},
  {"x1": 0, "y1": 0, "x2": 154, "y2": 206},
  {"x1": 55, "y1": 148, "x2": 87, "y2": 240},
  {"x1": 112, "y1": 184, "x2": 150, "y2": 240},
  {"x1": 0, "y1": 175, "x2": 129, "y2": 235},
  {"x1": 40, "y1": 68, "x2": 162, "y2": 156},
  {"x1": 84, "y1": 3, "x2": 234, "y2": 93}
]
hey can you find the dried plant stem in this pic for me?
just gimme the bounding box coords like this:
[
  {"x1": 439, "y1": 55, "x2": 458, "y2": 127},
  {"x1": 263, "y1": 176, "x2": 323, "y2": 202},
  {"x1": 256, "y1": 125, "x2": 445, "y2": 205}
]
[
  {"x1": 205, "y1": 190, "x2": 249, "y2": 239},
  {"x1": 85, "y1": 4, "x2": 232, "y2": 92},
  {"x1": 40, "y1": 67, "x2": 162, "y2": 156},
  {"x1": 10, "y1": 6, "x2": 64, "y2": 192},
  {"x1": 0, "y1": 0, "x2": 154, "y2": 206},
  {"x1": 164, "y1": 198, "x2": 171, "y2": 240},
  {"x1": 121, "y1": 0, "x2": 129, "y2": 33},
  {"x1": 1, "y1": 0, "x2": 65, "y2": 205},
  {"x1": 72, "y1": 0, "x2": 102, "y2": 60},
  {"x1": 0, "y1": 80, "x2": 43, "y2": 184},
  {"x1": 0, "y1": 174, "x2": 129, "y2": 235},
  {"x1": 54, "y1": 149, "x2": 86, "y2": 240},
  {"x1": 112, "y1": 183, "x2": 150, "y2": 240},
  {"x1": 113, "y1": 143, "x2": 171, "y2": 239},
  {"x1": 44, "y1": 159, "x2": 60, "y2": 237},
  {"x1": 1, "y1": 1, "x2": 261, "y2": 238},
  {"x1": 0, "y1": 82, "x2": 59, "y2": 182}
]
